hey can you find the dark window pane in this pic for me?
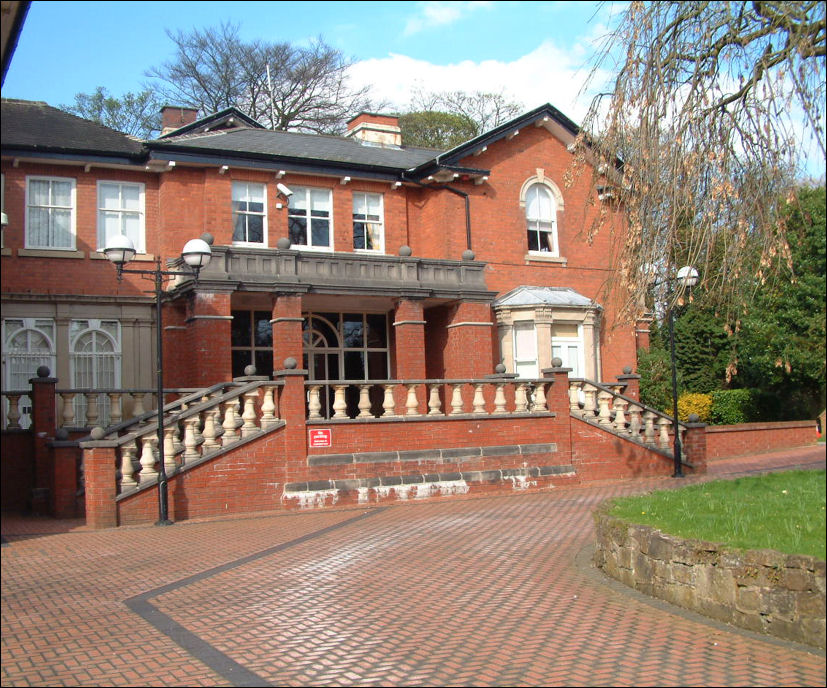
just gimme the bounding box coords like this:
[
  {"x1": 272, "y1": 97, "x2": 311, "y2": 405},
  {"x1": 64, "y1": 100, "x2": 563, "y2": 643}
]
[
  {"x1": 344, "y1": 351, "x2": 365, "y2": 380},
  {"x1": 289, "y1": 217, "x2": 307, "y2": 245},
  {"x1": 353, "y1": 222, "x2": 366, "y2": 249},
  {"x1": 343, "y1": 314, "x2": 363, "y2": 347},
  {"x1": 311, "y1": 219, "x2": 329, "y2": 246},
  {"x1": 247, "y1": 216, "x2": 264, "y2": 243},
  {"x1": 254, "y1": 350, "x2": 272, "y2": 377},
  {"x1": 233, "y1": 215, "x2": 247, "y2": 242},
  {"x1": 527, "y1": 230, "x2": 540, "y2": 252},
  {"x1": 231, "y1": 310, "x2": 251, "y2": 346},
  {"x1": 232, "y1": 350, "x2": 251, "y2": 378},
  {"x1": 255, "y1": 312, "x2": 272, "y2": 346},
  {"x1": 366, "y1": 314, "x2": 387, "y2": 347},
  {"x1": 368, "y1": 351, "x2": 388, "y2": 379}
]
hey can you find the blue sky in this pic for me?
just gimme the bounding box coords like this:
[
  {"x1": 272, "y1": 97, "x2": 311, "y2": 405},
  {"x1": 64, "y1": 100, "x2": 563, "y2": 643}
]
[{"x1": 3, "y1": 1, "x2": 618, "y2": 121}]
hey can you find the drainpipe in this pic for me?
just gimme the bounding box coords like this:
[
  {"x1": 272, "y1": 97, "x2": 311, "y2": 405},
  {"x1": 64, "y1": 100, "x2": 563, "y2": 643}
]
[{"x1": 401, "y1": 172, "x2": 473, "y2": 252}]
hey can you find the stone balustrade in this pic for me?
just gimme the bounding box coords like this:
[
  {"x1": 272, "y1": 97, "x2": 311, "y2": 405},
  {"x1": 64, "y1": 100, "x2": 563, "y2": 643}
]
[
  {"x1": 304, "y1": 378, "x2": 554, "y2": 421},
  {"x1": 568, "y1": 378, "x2": 685, "y2": 451},
  {"x1": 103, "y1": 380, "x2": 284, "y2": 495}
]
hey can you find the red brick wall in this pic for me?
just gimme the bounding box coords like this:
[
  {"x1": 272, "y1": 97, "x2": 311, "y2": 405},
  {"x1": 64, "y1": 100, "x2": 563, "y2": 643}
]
[{"x1": 705, "y1": 421, "x2": 818, "y2": 459}]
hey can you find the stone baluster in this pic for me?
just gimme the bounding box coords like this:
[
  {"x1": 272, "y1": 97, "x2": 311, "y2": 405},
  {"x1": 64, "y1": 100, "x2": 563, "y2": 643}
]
[
  {"x1": 60, "y1": 392, "x2": 76, "y2": 428},
  {"x1": 108, "y1": 393, "x2": 122, "y2": 426},
  {"x1": 201, "y1": 408, "x2": 220, "y2": 451},
  {"x1": 233, "y1": 398, "x2": 244, "y2": 431},
  {"x1": 612, "y1": 397, "x2": 628, "y2": 432},
  {"x1": 532, "y1": 383, "x2": 548, "y2": 413},
  {"x1": 138, "y1": 435, "x2": 158, "y2": 483},
  {"x1": 582, "y1": 384, "x2": 597, "y2": 419},
  {"x1": 332, "y1": 384, "x2": 348, "y2": 419},
  {"x1": 472, "y1": 383, "x2": 486, "y2": 414},
  {"x1": 493, "y1": 382, "x2": 508, "y2": 414},
  {"x1": 643, "y1": 411, "x2": 657, "y2": 444},
  {"x1": 241, "y1": 390, "x2": 260, "y2": 435},
  {"x1": 222, "y1": 400, "x2": 239, "y2": 444},
  {"x1": 131, "y1": 392, "x2": 146, "y2": 420},
  {"x1": 4, "y1": 394, "x2": 21, "y2": 429},
  {"x1": 596, "y1": 390, "x2": 613, "y2": 425},
  {"x1": 627, "y1": 404, "x2": 643, "y2": 440},
  {"x1": 406, "y1": 383, "x2": 421, "y2": 416},
  {"x1": 307, "y1": 385, "x2": 323, "y2": 419},
  {"x1": 183, "y1": 416, "x2": 200, "y2": 461},
  {"x1": 427, "y1": 384, "x2": 443, "y2": 415},
  {"x1": 357, "y1": 384, "x2": 373, "y2": 418},
  {"x1": 514, "y1": 383, "x2": 529, "y2": 414},
  {"x1": 260, "y1": 386, "x2": 278, "y2": 428},
  {"x1": 164, "y1": 425, "x2": 179, "y2": 474},
  {"x1": 658, "y1": 416, "x2": 671, "y2": 449},
  {"x1": 119, "y1": 442, "x2": 138, "y2": 491},
  {"x1": 449, "y1": 384, "x2": 465, "y2": 415},
  {"x1": 85, "y1": 393, "x2": 99, "y2": 428},
  {"x1": 381, "y1": 384, "x2": 397, "y2": 417},
  {"x1": 568, "y1": 381, "x2": 583, "y2": 414}
]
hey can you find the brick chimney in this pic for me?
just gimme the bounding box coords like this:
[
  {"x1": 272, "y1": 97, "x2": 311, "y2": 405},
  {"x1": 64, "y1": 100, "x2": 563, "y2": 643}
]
[
  {"x1": 160, "y1": 106, "x2": 199, "y2": 136},
  {"x1": 345, "y1": 112, "x2": 402, "y2": 147}
]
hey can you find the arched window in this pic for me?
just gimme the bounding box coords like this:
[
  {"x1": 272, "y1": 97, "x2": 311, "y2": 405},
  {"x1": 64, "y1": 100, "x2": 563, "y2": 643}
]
[
  {"x1": 70, "y1": 320, "x2": 121, "y2": 427},
  {"x1": 525, "y1": 183, "x2": 557, "y2": 254},
  {"x1": 2, "y1": 318, "x2": 56, "y2": 429}
]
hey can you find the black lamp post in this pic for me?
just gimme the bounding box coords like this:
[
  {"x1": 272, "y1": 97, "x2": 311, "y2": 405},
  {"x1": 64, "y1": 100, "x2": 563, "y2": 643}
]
[
  {"x1": 104, "y1": 234, "x2": 211, "y2": 525},
  {"x1": 667, "y1": 265, "x2": 699, "y2": 478}
]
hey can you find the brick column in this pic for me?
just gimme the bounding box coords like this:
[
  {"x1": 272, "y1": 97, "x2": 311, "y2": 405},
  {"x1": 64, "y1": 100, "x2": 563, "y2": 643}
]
[
  {"x1": 543, "y1": 365, "x2": 573, "y2": 464},
  {"x1": 683, "y1": 423, "x2": 707, "y2": 475},
  {"x1": 444, "y1": 301, "x2": 495, "y2": 378},
  {"x1": 271, "y1": 294, "x2": 304, "y2": 372},
  {"x1": 81, "y1": 443, "x2": 119, "y2": 529},
  {"x1": 393, "y1": 298, "x2": 426, "y2": 379},
  {"x1": 51, "y1": 441, "x2": 80, "y2": 518},
  {"x1": 186, "y1": 291, "x2": 234, "y2": 385},
  {"x1": 29, "y1": 368, "x2": 57, "y2": 514},
  {"x1": 616, "y1": 370, "x2": 641, "y2": 401},
  {"x1": 273, "y1": 360, "x2": 308, "y2": 482}
]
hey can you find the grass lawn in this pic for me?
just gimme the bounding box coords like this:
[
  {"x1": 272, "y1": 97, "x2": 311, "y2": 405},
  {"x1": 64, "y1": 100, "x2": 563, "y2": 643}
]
[{"x1": 607, "y1": 469, "x2": 826, "y2": 560}]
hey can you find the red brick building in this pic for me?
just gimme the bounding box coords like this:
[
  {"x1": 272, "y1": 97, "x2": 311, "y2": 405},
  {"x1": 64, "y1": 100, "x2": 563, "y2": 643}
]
[{"x1": 3, "y1": 99, "x2": 708, "y2": 526}]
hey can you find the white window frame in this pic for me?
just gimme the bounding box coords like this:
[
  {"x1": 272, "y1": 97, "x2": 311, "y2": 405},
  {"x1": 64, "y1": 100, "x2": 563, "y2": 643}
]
[
  {"x1": 2, "y1": 318, "x2": 57, "y2": 429},
  {"x1": 25, "y1": 176, "x2": 77, "y2": 250},
  {"x1": 551, "y1": 324, "x2": 585, "y2": 378},
  {"x1": 231, "y1": 181, "x2": 268, "y2": 247},
  {"x1": 352, "y1": 191, "x2": 385, "y2": 253},
  {"x1": 288, "y1": 186, "x2": 334, "y2": 251},
  {"x1": 524, "y1": 183, "x2": 558, "y2": 256},
  {"x1": 69, "y1": 319, "x2": 122, "y2": 428},
  {"x1": 97, "y1": 181, "x2": 146, "y2": 253}
]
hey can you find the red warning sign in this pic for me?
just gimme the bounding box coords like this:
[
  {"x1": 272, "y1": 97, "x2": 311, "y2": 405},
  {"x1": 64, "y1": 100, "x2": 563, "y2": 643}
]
[{"x1": 309, "y1": 428, "x2": 332, "y2": 448}]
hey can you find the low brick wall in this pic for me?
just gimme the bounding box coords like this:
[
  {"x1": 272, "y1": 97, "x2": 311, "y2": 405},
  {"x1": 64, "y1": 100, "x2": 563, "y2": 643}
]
[
  {"x1": 705, "y1": 420, "x2": 818, "y2": 460},
  {"x1": 593, "y1": 506, "x2": 826, "y2": 648}
]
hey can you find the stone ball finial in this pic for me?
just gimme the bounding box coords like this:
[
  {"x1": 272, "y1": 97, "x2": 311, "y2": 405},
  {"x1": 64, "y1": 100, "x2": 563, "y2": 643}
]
[
  {"x1": 200, "y1": 232, "x2": 214, "y2": 246},
  {"x1": 55, "y1": 428, "x2": 69, "y2": 441},
  {"x1": 688, "y1": 413, "x2": 701, "y2": 423},
  {"x1": 276, "y1": 237, "x2": 292, "y2": 250},
  {"x1": 90, "y1": 427, "x2": 105, "y2": 440},
  {"x1": 551, "y1": 357, "x2": 563, "y2": 368},
  {"x1": 461, "y1": 249, "x2": 475, "y2": 261},
  {"x1": 244, "y1": 364, "x2": 257, "y2": 376},
  {"x1": 36, "y1": 365, "x2": 51, "y2": 378},
  {"x1": 283, "y1": 357, "x2": 298, "y2": 370},
  {"x1": 623, "y1": 366, "x2": 633, "y2": 375},
  {"x1": 495, "y1": 363, "x2": 506, "y2": 374},
  {"x1": 399, "y1": 245, "x2": 412, "y2": 257}
]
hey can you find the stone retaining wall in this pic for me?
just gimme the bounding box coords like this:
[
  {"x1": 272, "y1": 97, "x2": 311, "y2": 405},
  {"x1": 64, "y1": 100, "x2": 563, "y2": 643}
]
[{"x1": 593, "y1": 506, "x2": 826, "y2": 648}]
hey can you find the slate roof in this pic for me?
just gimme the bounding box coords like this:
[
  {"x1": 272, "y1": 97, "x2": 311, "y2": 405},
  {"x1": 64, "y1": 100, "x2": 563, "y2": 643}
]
[
  {"x1": 494, "y1": 286, "x2": 599, "y2": 308},
  {"x1": 1, "y1": 99, "x2": 145, "y2": 158},
  {"x1": 148, "y1": 128, "x2": 442, "y2": 172}
]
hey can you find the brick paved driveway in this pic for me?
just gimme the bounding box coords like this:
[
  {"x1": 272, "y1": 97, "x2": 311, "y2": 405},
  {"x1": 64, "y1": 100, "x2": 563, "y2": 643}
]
[{"x1": 2, "y1": 446, "x2": 825, "y2": 687}]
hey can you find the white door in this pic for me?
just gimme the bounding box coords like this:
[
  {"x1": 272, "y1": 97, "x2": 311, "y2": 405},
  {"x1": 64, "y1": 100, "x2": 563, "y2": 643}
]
[{"x1": 513, "y1": 322, "x2": 539, "y2": 378}]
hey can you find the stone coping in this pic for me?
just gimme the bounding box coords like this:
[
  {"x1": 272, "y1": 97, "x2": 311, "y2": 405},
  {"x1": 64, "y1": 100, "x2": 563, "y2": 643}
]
[{"x1": 593, "y1": 505, "x2": 826, "y2": 649}]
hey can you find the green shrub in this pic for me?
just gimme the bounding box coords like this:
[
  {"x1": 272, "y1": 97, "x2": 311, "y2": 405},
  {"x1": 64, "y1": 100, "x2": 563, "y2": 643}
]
[
  {"x1": 677, "y1": 392, "x2": 713, "y2": 422},
  {"x1": 710, "y1": 388, "x2": 760, "y2": 425}
]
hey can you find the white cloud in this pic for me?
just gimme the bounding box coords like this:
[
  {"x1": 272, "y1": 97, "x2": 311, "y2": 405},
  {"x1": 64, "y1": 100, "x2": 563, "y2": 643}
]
[
  {"x1": 349, "y1": 40, "x2": 604, "y2": 124},
  {"x1": 403, "y1": 1, "x2": 493, "y2": 36}
]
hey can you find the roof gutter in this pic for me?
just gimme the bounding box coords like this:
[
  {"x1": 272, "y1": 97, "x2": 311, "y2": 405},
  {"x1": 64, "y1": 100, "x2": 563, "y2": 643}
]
[{"x1": 401, "y1": 171, "x2": 473, "y2": 252}]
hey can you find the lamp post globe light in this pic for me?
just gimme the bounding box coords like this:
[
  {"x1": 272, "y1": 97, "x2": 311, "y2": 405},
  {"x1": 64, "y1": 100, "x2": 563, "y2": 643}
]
[
  {"x1": 667, "y1": 265, "x2": 699, "y2": 477},
  {"x1": 103, "y1": 234, "x2": 212, "y2": 525}
]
